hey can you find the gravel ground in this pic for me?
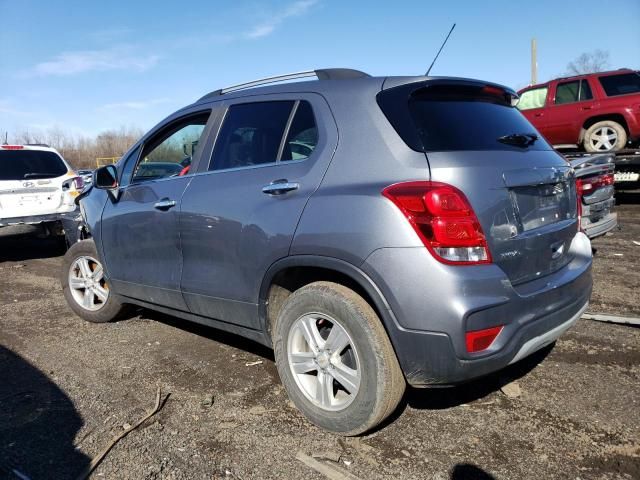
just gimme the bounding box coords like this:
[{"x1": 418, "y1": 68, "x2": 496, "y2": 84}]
[{"x1": 0, "y1": 202, "x2": 638, "y2": 480}]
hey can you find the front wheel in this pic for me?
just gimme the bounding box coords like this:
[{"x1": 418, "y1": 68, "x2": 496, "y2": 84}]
[
  {"x1": 60, "y1": 240, "x2": 127, "y2": 323},
  {"x1": 273, "y1": 282, "x2": 406, "y2": 435}
]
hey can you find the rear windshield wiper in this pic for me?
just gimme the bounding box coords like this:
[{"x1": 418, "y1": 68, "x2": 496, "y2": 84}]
[
  {"x1": 497, "y1": 133, "x2": 538, "y2": 148},
  {"x1": 23, "y1": 172, "x2": 58, "y2": 179}
]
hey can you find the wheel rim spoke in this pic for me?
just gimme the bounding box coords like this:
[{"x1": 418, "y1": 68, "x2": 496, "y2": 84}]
[
  {"x1": 94, "y1": 285, "x2": 109, "y2": 302},
  {"x1": 315, "y1": 370, "x2": 334, "y2": 408},
  {"x1": 289, "y1": 352, "x2": 317, "y2": 374},
  {"x1": 69, "y1": 277, "x2": 86, "y2": 290},
  {"x1": 325, "y1": 323, "x2": 350, "y2": 354},
  {"x1": 78, "y1": 258, "x2": 92, "y2": 279},
  {"x1": 299, "y1": 316, "x2": 324, "y2": 353},
  {"x1": 92, "y1": 265, "x2": 104, "y2": 282},
  {"x1": 82, "y1": 288, "x2": 94, "y2": 309},
  {"x1": 330, "y1": 361, "x2": 360, "y2": 394}
]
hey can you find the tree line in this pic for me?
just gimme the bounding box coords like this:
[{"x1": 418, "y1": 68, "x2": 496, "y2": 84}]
[{"x1": 8, "y1": 126, "x2": 143, "y2": 170}]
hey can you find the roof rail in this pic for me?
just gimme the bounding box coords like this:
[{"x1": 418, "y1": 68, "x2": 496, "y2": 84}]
[{"x1": 197, "y1": 68, "x2": 370, "y2": 102}]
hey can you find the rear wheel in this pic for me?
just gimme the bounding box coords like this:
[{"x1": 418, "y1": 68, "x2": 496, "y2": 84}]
[
  {"x1": 61, "y1": 240, "x2": 127, "y2": 323},
  {"x1": 273, "y1": 281, "x2": 405, "y2": 435},
  {"x1": 584, "y1": 120, "x2": 627, "y2": 152}
]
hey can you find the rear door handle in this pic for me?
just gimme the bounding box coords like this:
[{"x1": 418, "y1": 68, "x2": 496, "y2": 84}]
[
  {"x1": 262, "y1": 179, "x2": 299, "y2": 196},
  {"x1": 581, "y1": 106, "x2": 593, "y2": 111},
  {"x1": 154, "y1": 198, "x2": 177, "y2": 210}
]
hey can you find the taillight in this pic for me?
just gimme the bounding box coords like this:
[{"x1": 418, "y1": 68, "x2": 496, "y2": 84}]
[
  {"x1": 577, "y1": 173, "x2": 614, "y2": 194},
  {"x1": 62, "y1": 176, "x2": 84, "y2": 197},
  {"x1": 382, "y1": 181, "x2": 492, "y2": 265},
  {"x1": 466, "y1": 326, "x2": 503, "y2": 353}
]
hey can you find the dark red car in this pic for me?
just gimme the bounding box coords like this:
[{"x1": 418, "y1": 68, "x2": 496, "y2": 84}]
[{"x1": 517, "y1": 69, "x2": 640, "y2": 152}]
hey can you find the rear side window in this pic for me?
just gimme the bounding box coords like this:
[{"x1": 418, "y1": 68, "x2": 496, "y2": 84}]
[
  {"x1": 517, "y1": 87, "x2": 548, "y2": 110},
  {"x1": 555, "y1": 80, "x2": 593, "y2": 104},
  {"x1": 598, "y1": 73, "x2": 640, "y2": 96},
  {"x1": 0, "y1": 150, "x2": 67, "y2": 180},
  {"x1": 379, "y1": 84, "x2": 551, "y2": 152},
  {"x1": 210, "y1": 101, "x2": 294, "y2": 171},
  {"x1": 281, "y1": 101, "x2": 318, "y2": 161}
]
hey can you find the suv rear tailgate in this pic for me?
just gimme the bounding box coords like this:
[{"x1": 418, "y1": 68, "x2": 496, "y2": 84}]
[{"x1": 378, "y1": 79, "x2": 580, "y2": 285}]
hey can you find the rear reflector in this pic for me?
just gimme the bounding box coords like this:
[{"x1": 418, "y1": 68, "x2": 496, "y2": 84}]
[
  {"x1": 382, "y1": 181, "x2": 492, "y2": 265},
  {"x1": 0, "y1": 145, "x2": 24, "y2": 150},
  {"x1": 466, "y1": 326, "x2": 503, "y2": 353}
]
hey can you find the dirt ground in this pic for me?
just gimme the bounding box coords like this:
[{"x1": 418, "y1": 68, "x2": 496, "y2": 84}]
[{"x1": 1, "y1": 200, "x2": 639, "y2": 480}]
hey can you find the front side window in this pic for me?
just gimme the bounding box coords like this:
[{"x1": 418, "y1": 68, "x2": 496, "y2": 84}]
[
  {"x1": 517, "y1": 87, "x2": 548, "y2": 110},
  {"x1": 132, "y1": 113, "x2": 210, "y2": 183},
  {"x1": 599, "y1": 73, "x2": 640, "y2": 96},
  {"x1": 555, "y1": 80, "x2": 593, "y2": 104}
]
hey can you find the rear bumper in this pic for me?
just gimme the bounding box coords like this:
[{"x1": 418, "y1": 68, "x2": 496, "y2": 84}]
[
  {"x1": 582, "y1": 211, "x2": 617, "y2": 239},
  {"x1": 361, "y1": 232, "x2": 593, "y2": 386},
  {"x1": 0, "y1": 211, "x2": 73, "y2": 227}
]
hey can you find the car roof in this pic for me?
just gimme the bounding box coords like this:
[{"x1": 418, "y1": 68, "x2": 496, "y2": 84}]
[
  {"x1": 189, "y1": 68, "x2": 516, "y2": 108},
  {"x1": 518, "y1": 68, "x2": 637, "y2": 93}
]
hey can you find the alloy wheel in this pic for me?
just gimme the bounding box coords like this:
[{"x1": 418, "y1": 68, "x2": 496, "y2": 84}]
[
  {"x1": 287, "y1": 313, "x2": 361, "y2": 411},
  {"x1": 68, "y1": 255, "x2": 109, "y2": 311}
]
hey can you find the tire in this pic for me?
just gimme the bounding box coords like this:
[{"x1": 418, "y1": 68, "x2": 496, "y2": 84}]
[
  {"x1": 60, "y1": 239, "x2": 127, "y2": 323},
  {"x1": 583, "y1": 120, "x2": 627, "y2": 152},
  {"x1": 273, "y1": 281, "x2": 405, "y2": 435}
]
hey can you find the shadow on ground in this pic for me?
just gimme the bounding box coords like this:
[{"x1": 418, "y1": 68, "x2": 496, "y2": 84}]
[
  {"x1": 451, "y1": 463, "x2": 497, "y2": 479},
  {"x1": 0, "y1": 227, "x2": 65, "y2": 262},
  {"x1": 0, "y1": 345, "x2": 89, "y2": 479},
  {"x1": 138, "y1": 308, "x2": 275, "y2": 361}
]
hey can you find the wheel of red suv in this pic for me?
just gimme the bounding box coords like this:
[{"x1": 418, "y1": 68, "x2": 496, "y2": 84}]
[
  {"x1": 584, "y1": 120, "x2": 627, "y2": 152},
  {"x1": 61, "y1": 240, "x2": 126, "y2": 323},
  {"x1": 273, "y1": 281, "x2": 405, "y2": 435}
]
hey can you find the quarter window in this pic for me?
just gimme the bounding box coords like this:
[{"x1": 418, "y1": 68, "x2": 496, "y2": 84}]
[
  {"x1": 599, "y1": 73, "x2": 640, "y2": 96},
  {"x1": 517, "y1": 87, "x2": 548, "y2": 110},
  {"x1": 282, "y1": 101, "x2": 318, "y2": 161}
]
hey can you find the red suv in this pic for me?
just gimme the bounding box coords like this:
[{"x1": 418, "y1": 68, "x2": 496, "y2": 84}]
[{"x1": 517, "y1": 69, "x2": 640, "y2": 152}]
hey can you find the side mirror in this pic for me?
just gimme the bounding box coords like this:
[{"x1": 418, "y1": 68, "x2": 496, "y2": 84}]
[{"x1": 93, "y1": 165, "x2": 120, "y2": 199}]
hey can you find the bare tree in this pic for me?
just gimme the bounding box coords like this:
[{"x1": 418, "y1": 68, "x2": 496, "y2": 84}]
[
  {"x1": 8, "y1": 126, "x2": 143, "y2": 169},
  {"x1": 566, "y1": 50, "x2": 611, "y2": 75}
]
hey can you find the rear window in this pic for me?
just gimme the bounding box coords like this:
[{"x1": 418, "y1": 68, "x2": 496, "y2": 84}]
[
  {"x1": 598, "y1": 73, "x2": 640, "y2": 96},
  {"x1": 0, "y1": 150, "x2": 68, "y2": 181},
  {"x1": 379, "y1": 84, "x2": 551, "y2": 152}
]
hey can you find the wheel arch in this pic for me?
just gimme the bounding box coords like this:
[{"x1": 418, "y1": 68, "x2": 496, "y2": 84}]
[
  {"x1": 258, "y1": 256, "x2": 396, "y2": 347},
  {"x1": 580, "y1": 114, "x2": 630, "y2": 143}
]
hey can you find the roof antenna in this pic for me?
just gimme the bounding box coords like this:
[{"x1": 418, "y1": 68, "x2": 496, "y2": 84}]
[{"x1": 425, "y1": 23, "x2": 456, "y2": 76}]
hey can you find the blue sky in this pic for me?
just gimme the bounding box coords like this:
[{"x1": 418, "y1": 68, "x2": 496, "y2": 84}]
[{"x1": 1, "y1": 0, "x2": 639, "y2": 138}]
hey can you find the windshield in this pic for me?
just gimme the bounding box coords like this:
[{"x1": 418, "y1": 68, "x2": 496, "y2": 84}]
[{"x1": 0, "y1": 150, "x2": 68, "y2": 180}]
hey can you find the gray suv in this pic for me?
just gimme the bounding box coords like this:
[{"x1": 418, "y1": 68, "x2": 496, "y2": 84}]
[{"x1": 61, "y1": 69, "x2": 592, "y2": 435}]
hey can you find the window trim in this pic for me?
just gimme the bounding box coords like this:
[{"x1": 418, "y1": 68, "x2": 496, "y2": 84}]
[{"x1": 206, "y1": 99, "x2": 318, "y2": 173}]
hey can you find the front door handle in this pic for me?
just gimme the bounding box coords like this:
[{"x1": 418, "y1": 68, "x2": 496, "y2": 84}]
[
  {"x1": 262, "y1": 179, "x2": 299, "y2": 196},
  {"x1": 154, "y1": 198, "x2": 177, "y2": 210}
]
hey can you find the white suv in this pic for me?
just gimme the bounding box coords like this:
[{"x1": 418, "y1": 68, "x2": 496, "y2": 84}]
[{"x1": 0, "y1": 144, "x2": 82, "y2": 232}]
